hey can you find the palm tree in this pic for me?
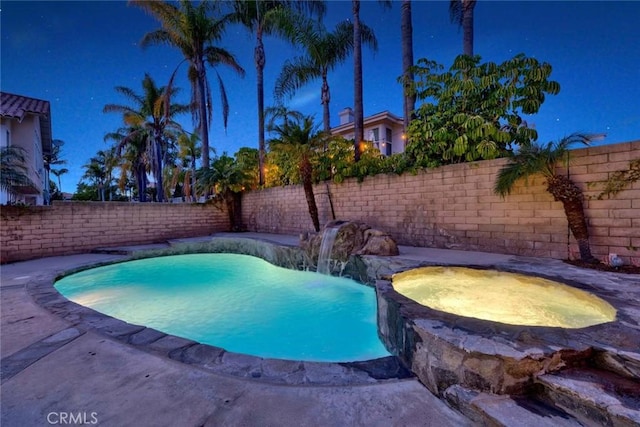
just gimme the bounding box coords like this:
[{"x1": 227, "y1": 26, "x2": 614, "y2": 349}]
[
  {"x1": 275, "y1": 19, "x2": 377, "y2": 133},
  {"x1": 449, "y1": 0, "x2": 477, "y2": 56},
  {"x1": 51, "y1": 168, "x2": 68, "y2": 192},
  {"x1": 106, "y1": 127, "x2": 150, "y2": 202},
  {"x1": 103, "y1": 74, "x2": 188, "y2": 202},
  {"x1": 177, "y1": 132, "x2": 201, "y2": 201},
  {"x1": 494, "y1": 133, "x2": 604, "y2": 262},
  {"x1": 231, "y1": 0, "x2": 325, "y2": 186},
  {"x1": 0, "y1": 146, "x2": 36, "y2": 198},
  {"x1": 351, "y1": 0, "x2": 386, "y2": 161},
  {"x1": 82, "y1": 149, "x2": 117, "y2": 202},
  {"x1": 196, "y1": 154, "x2": 251, "y2": 230},
  {"x1": 265, "y1": 105, "x2": 305, "y2": 131},
  {"x1": 131, "y1": 0, "x2": 245, "y2": 170},
  {"x1": 269, "y1": 115, "x2": 331, "y2": 232},
  {"x1": 401, "y1": 0, "x2": 415, "y2": 135}
]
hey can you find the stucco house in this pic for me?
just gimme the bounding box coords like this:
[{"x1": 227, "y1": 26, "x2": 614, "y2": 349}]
[
  {"x1": 0, "y1": 92, "x2": 52, "y2": 205},
  {"x1": 330, "y1": 107, "x2": 405, "y2": 156}
]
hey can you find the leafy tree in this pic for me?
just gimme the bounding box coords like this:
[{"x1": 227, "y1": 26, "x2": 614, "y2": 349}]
[
  {"x1": 231, "y1": 0, "x2": 325, "y2": 186},
  {"x1": 449, "y1": 0, "x2": 477, "y2": 56},
  {"x1": 234, "y1": 146, "x2": 260, "y2": 190},
  {"x1": 275, "y1": 18, "x2": 376, "y2": 133},
  {"x1": 103, "y1": 74, "x2": 189, "y2": 202},
  {"x1": 269, "y1": 115, "x2": 333, "y2": 232},
  {"x1": 0, "y1": 146, "x2": 36, "y2": 199},
  {"x1": 72, "y1": 181, "x2": 100, "y2": 201},
  {"x1": 406, "y1": 54, "x2": 560, "y2": 165},
  {"x1": 131, "y1": 0, "x2": 245, "y2": 169},
  {"x1": 196, "y1": 153, "x2": 251, "y2": 230},
  {"x1": 494, "y1": 133, "x2": 604, "y2": 262}
]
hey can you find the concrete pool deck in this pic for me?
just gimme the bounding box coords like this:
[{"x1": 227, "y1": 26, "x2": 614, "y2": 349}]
[{"x1": 1, "y1": 233, "x2": 639, "y2": 426}]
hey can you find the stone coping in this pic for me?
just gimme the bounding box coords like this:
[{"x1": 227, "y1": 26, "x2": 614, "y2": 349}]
[
  {"x1": 28, "y1": 238, "x2": 412, "y2": 386},
  {"x1": 372, "y1": 259, "x2": 640, "y2": 396}
]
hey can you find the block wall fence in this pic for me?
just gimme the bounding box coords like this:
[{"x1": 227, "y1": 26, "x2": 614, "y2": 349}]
[
  {"x1": 1, "y1": 202, "x2": 230, "y2": 263},
  {"x1": 1, "y1": 141, "x2": 638, "y2": 264},
  {"x1": 242, "y1": 140, "x2": 640, "y2": 263}
]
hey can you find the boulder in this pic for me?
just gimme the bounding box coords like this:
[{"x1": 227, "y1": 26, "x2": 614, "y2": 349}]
[{"x1": 300, "y1": 220, "x2": 399, "y2": 266}]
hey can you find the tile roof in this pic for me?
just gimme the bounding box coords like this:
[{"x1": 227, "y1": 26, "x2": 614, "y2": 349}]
[
  {"x1": 0, "y1": 92, "x2": 50, "y2": 121},
  {"x1": 0, "y1": 92, "x2": 52, "y2": 155}
]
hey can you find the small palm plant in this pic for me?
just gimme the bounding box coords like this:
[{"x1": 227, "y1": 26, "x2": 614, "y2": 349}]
[
  {"x1": 1, "y1": 146, "x2": 36, "y2": 197},
  {"x1": 494, "y1": 133, "x2": 603, "y2": 262},
  {"x1": 196, "y1": 154, "x2": 251, "y2": 231},
  {"x1": 269, "y1": 115, "x2": 331, "y2": 232}
]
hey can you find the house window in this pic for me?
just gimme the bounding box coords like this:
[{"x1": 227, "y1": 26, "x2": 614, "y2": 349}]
[{"x1": 384, "y1": 128, "x2": 393, "y2": 156}]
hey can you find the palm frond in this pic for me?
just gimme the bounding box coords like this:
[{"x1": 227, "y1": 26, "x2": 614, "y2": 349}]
[
  {"x1": 274, "y1": 56, "x2": 319, "y2": 101},
  {"x1": 216, "y1": 71, "x2": 230, "y2": 133},
  {"x1": 494, "y1": 132, "x2": 604, "y2": 197}
]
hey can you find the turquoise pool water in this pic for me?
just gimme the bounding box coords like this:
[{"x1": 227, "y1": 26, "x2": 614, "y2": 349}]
[{"x1": 55, "y1": 253, "x2": 390, "y2": 362}]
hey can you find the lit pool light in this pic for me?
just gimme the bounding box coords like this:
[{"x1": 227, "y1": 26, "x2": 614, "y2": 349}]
[{"x1": 392, "y1": 267, "x2": 616, "y2": 328}]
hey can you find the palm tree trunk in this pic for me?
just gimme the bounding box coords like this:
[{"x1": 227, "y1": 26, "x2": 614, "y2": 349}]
[
  {"x1": 300, "y1": 155, "x2": 320, "y2": 232},
  {"x1": 224, "y1": 190, "x2": 236, "y2": 230},
  {"x1": 256, "y1": 28, "x2": 266, "y2": 186},
  {"x1": 197, "y1": 62, "x2": 210, "y2": 169},
  {"x1": 462, "y1": 0, "x2": 476, "y2": 56},
  {"x1": 154, "y1": 133, "x2": 164, "y2": 203},
  {"x1": 547, "y1": 175, "x2": 595, "y2": 262},
  {"x1": 401, "y1": 0, "x2": 415, "y2": 137},
  {"x1": 321, "y1": 69, "x2": 331, "y2": 134},
  {"x1": 560, "y1": 197, "x2": 595, "y2": 262},
  {"x1": 136, "y1": 162, "x2": 147, "y2": 202},
  {"x1": 352, "y1": 0, "x2": 363, "y2": 162},
  {"x1": 191, "y1": 158, "x2": 197, "y2": 202}
]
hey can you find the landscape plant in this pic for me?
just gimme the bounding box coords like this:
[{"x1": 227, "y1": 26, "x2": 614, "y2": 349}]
[
  {"x1": 0, "y1": 146, "x2": 36, "y2": 197},
  {"x1": 268, "y1": 115, "x2": 331, "y2": 231},
  {"x1": 494, "y1": 133, "x2": 603, "y2": 262},
  {"x1": 196, "y1": 153, "x2": 252, "y2": 230},
  {"x1": 406, "y1": 54, "x2": 560, "y2": 166}
]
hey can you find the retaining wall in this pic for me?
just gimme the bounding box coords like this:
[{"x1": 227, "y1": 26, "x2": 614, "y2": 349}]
[
  {"x1": 1, "y1": 202, "x2": 229, "y2": 263},
  {"x1": 242, "y1": 140, "x2": 640, "y2": 263}
]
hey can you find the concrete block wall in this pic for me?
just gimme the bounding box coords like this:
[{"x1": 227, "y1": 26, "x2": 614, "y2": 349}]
[
  {"x1": 242, "y1": 140, "x2": 640, "y2": 262},
  {"x1": 1, "y1": 202, "x2": 230, "y2": 263}
]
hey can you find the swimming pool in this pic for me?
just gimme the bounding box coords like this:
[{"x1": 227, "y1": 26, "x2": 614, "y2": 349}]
[{"x1": 55, "y1": 253, "x2": 390, "y2": 362}]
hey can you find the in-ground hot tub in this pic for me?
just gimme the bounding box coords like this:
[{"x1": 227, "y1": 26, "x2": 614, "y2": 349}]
[
  {"x1": 392, "y1": 266, "x2": 616, "y2": 328},
  {"x1": 375, "y1": 265, "x2": 627, "y2": 396}
]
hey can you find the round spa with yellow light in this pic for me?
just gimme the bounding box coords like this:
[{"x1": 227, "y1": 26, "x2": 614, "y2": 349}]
[{"x1": 392, "y1": 266, "x2": 616, "y2": 328}]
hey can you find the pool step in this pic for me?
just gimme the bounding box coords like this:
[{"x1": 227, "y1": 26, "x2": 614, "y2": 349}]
[
  {"x1": 533, "y1": 367, "x2": 640, "y2": 427},
  {"x1": 443, "y1": 384, "x2": 583, "y2": 427}
]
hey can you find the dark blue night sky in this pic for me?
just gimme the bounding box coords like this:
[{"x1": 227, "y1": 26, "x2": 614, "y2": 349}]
[{"x1": 2, "y1": 1, "x2": 639, "y2": 192}]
